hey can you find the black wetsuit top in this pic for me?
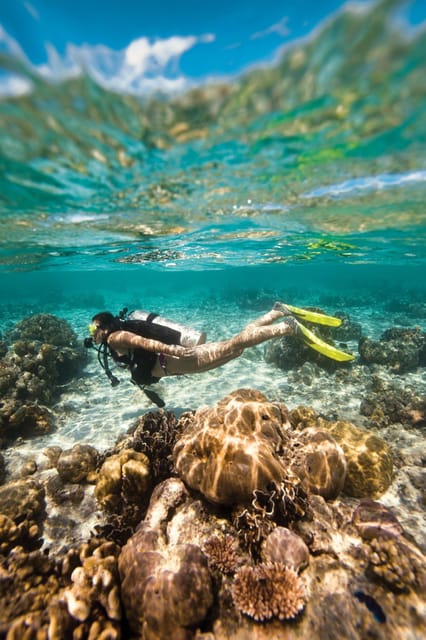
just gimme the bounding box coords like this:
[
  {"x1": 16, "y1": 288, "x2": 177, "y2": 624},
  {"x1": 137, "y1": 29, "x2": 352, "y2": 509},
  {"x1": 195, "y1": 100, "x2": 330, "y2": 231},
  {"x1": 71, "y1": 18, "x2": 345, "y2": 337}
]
[
  {"x1": 109, "y1": 346, "x2": 159, "y2": 386},
  {"x1": 108, "y1": 316, "x2": 182, "y2": 386}
]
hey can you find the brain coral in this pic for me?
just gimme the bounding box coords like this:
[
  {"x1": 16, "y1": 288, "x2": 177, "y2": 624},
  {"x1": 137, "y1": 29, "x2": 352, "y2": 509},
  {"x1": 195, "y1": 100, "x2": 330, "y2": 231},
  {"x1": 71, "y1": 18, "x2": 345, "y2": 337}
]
[
  {"x1": 290, "y1": 427, "x2": 347, "y2": 500},
  {"x1": 289, "y1": 408, "x2": 393, "y2": 499},
  {"x1": 173, "y1": 389, "x2": 290, "y2": 506},
  {"x1": 325, "y1": 421, "x2": 393, "y2": 498}
]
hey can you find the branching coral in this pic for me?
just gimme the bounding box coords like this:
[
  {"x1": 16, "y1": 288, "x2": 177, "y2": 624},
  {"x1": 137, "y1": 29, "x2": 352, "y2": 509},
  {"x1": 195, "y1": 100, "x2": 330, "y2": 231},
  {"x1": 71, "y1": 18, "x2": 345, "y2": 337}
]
[
  {"x1": 203, "y1": 534, "x2": 240, "y2": 575},
  {"x1": 232, "y1": 562, "x2": 306, "y2": 622}
]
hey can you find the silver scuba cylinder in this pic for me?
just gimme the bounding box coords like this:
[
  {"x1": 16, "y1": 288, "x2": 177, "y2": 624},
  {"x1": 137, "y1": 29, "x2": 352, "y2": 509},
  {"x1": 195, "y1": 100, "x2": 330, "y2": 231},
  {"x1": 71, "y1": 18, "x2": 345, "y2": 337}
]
[{"x1": 128, "y1": 310, "x2": 206, "y2": 347}]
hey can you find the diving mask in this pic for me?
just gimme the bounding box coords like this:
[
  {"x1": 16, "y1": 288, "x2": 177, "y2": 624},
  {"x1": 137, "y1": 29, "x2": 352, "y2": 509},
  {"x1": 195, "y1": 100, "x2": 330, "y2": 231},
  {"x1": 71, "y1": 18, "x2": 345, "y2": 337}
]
[{"x1": 88, "y1": 323, "x2": 98, "y2": 337}]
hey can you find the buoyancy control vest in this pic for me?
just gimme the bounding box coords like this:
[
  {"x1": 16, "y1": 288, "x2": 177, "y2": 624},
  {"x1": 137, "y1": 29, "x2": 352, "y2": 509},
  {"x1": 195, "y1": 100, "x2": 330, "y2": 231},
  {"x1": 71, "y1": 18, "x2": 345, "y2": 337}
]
[
  {"x1": 125, "y1": 310, "x2": 207, "y2": 347},
  {"x1": 109, "y1": 309, "x2": 206, "y2": 386}
]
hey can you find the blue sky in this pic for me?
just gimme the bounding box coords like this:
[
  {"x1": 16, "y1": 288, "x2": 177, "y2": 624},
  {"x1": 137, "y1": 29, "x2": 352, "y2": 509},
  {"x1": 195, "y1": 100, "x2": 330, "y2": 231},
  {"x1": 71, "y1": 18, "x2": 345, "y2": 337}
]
[{"x1": 1, "y1": 0, "x2": 425, "y2": 94}]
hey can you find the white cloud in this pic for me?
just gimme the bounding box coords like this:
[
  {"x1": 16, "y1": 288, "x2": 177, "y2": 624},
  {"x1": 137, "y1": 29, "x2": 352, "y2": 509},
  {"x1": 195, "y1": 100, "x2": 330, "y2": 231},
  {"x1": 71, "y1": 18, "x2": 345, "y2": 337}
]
[
  {"x1": 251, "y1": 17, "x2": 290, "y2": 40},
  {"x1": 0, "y1": 22, "x2": 215, "y2": 95},
  {"x1": 126, "y1": 35, "x2": 197, "y2": 70},
  {"x1": 32, "y1": 31, "x2": 216, "y2": 95},
  {"x1": 0, "y1": 73, "x2": 33, "y2": 97}
]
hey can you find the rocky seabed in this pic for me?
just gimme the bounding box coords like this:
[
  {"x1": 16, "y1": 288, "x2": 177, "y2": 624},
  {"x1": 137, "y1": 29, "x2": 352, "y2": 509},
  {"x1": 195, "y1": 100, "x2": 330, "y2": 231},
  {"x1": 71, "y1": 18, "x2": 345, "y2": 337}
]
[{"x1": 0, "y1": 312, "x2": 425, "y2": 639}]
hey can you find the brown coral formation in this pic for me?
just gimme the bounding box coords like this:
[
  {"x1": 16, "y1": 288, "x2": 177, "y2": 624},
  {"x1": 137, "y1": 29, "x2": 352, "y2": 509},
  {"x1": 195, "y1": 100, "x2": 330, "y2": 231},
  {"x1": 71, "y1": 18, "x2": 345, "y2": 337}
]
[
  {"x1": 352, "y1": 499, "x2": 404, "y2": 540},
  {"x1": 203, "y1": 534, "x2": 240, "y2": 574},
  {"x1": 61, "y1": 541, "x2": 122, "y2": 626},
  {"x1": 290, "y1": 427, "x2": 347, "y2": 499},
  {"x1": 119, "y1": 478, "x2": 214, "y2": 639},
  {"x1": 0, "y1": 478, "x2": 45, "y2": 550},
  {"x1": 173, "y1": 389, "x2": 290, "y2": 505},
  {"x1": 232, "y1": 562, "x2": 306, "y2": 621},
  {"x1": 367, "y1": 536, "x2": 426, "y2": 592},
  {"x1": 0, "y1": 546, "x2": 60, "y2": 637},
  {"x1": 56, "y1": 444, "x2": 99, "y2": 484},
  {"x1": 261, "y1": 527, "x2": 309, "y2": 573},
  {"x1": 0, "y1": 314, "x2": 85, "y2": 442},
  {"x1": 95, "y1": 449, "x2": 151, "y2": 513},
  {"x1": 0, "y1": 538, "x2": 123, "y2": 639},
  {"x1": 114, "y1": 410, "x2": 183, "y2": 482},
  {"x1": 289, "y1": 407, "x2": 393, "y2": 498},
  {"x1": 359, "y1": 327, "x2": 426, "y2": 372},
  {"x1": 326, "y1": 421, "x2": 393, "y2": 498}
]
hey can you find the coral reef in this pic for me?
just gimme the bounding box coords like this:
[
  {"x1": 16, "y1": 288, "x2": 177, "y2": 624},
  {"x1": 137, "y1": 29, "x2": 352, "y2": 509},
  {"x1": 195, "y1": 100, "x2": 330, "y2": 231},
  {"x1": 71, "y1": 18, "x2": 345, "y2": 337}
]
[
  {"x1": 352, "y1": 500, "x2": 426, "y2": 593},
  {"x1": 0, "y1": 539, "x2": 122, "y2": 639},
  {"x1": 0, "y1": 546, "x2": 60, "y2": 637},
  {"x1": 326, "y1": 421, "x2": 393, "y2": 498},
  {"x1": 56, "y1": 444, "x2": 99, "y2": 484},
  {"x1": 289, "y1": 427, "x2": 347, "y2": 499},
  {"x1": 203, "y1": 534, "x2": 241, "y2": 575},
  {"x1": 61, "y1": 541, "x2": 122, "y2": 627},
  {"x1": 231, "y1": 562, "x2": 306, "y2": 622},
  {"x1": 7, "y1": 313, "x2": 78, "y2": 347},
  {"x1": 0, "y1": 314, "x2": 85, "y2": 442},
  {"x1": 119, "y1": 478, "x2": 214, "y2": 639},
  {"x1": 360, "y1": 376, "x2": 425, "y2": 428},
  {"x1": 261, "y1": 527, "x2": 310, "y2": 573},
  {"x1": 333, "y1": 312, "x2": 363, "y2": 341},
  {"x1": 367, "y1": 536, "x2": 426, "y2": 592},
  {"x1": 95, "y1": 449, "x2": 151, "y2": 515},
  {"x1": 352, "y1": 499, "x2": 404, "y2": 540},
  {"x1": 173, "y1": 389, "x2": 291, "y2": 505},
  {"x1": 359, "y1": 326, "x2": 426, "y2": 372},
  {"x1": 0, "y1": 478, "x2": 45, "y2": 551},
  {"x1": 1, "y1": 385, "x2": 425, "y2": 639},
  {"x1": 110, "y1": 409, "x2": 182, "y2": 483},
  {"x1": 289, "y1": 407, "x2": 393, "y2": 498}
]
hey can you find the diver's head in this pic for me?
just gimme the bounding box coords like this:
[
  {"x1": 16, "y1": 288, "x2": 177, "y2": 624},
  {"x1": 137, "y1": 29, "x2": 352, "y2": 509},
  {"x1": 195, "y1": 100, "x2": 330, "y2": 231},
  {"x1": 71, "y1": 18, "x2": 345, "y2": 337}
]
[{"x1": 88, "y1": 311, "x2": 119, "y2": 344}]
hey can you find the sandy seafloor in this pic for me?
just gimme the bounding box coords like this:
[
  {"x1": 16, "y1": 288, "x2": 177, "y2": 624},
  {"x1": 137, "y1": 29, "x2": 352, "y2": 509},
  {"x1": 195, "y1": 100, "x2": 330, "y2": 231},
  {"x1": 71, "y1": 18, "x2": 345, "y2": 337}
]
[{"x1": 1, "y1": 268, "x2": 425, "y2": 555}]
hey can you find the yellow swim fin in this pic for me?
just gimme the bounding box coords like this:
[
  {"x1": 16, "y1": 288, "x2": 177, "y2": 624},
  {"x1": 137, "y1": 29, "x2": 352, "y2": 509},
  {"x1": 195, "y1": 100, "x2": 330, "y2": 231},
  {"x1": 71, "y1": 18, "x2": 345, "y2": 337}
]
[
  {"x1": 284, "y1": 303, "x2": 342, "y2": 327},
  {"x1": 295, "y1": 320, "x2": 355, "y2": 362}
]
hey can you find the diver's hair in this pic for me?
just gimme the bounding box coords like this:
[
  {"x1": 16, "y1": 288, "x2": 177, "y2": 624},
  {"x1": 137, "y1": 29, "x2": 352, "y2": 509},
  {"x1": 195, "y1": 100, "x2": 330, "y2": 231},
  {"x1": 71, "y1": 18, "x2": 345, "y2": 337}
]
[{"x1": 92, "y1": 312, "x2": 120, "y2": 331}]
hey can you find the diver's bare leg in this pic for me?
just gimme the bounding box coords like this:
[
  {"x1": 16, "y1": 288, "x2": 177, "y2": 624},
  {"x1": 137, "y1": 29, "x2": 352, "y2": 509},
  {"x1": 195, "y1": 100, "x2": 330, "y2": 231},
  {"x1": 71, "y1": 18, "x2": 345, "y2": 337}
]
[
  {"x1": 240, "y1": 302, "x2": 295, "y2": 329},
  {"x1": 243, "y1": 307, "x2": 283, "y2": 328},
  {"x1": 156, "y1": 315, "x2": 297, "y2": 376}
]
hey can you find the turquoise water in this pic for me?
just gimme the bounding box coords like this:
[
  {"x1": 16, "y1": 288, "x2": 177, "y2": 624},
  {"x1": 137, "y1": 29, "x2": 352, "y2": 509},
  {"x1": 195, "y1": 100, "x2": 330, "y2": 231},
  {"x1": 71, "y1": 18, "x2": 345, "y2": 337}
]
[{"x1": 0, "y1": 0, "x2": 425, "y2": 401}]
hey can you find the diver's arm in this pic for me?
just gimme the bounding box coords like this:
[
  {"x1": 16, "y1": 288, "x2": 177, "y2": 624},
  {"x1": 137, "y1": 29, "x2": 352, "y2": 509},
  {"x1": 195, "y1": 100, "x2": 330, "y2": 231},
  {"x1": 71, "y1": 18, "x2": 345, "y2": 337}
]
[{"x1": 107, "y1": 330, "x2": 191, "y2": 357}]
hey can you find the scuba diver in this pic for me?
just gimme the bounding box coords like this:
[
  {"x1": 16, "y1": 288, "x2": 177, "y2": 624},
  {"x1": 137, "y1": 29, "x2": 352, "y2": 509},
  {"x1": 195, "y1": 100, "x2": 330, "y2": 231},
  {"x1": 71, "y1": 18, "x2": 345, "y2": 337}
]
[{"x1": 85, "y1": 303, "x2": 354, "y2": 407}]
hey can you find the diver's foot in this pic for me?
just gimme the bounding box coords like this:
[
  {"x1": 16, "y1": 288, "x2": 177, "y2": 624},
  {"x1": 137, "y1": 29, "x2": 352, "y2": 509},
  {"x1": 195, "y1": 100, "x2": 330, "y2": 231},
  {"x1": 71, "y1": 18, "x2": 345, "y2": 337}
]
[
  {"x1": 273, "y1": 301, "x2": 292, "y2": 316},
  {"x1": 282, "y1": 315, "x2": 300, "y2": 336}
]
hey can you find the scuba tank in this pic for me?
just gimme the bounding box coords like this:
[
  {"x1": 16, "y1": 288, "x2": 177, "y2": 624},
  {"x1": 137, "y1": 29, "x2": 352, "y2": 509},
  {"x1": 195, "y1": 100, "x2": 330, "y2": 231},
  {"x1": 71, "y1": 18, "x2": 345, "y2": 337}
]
[{"x1": 126, "y1": 310, "x2": 206, "y2": 347}]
